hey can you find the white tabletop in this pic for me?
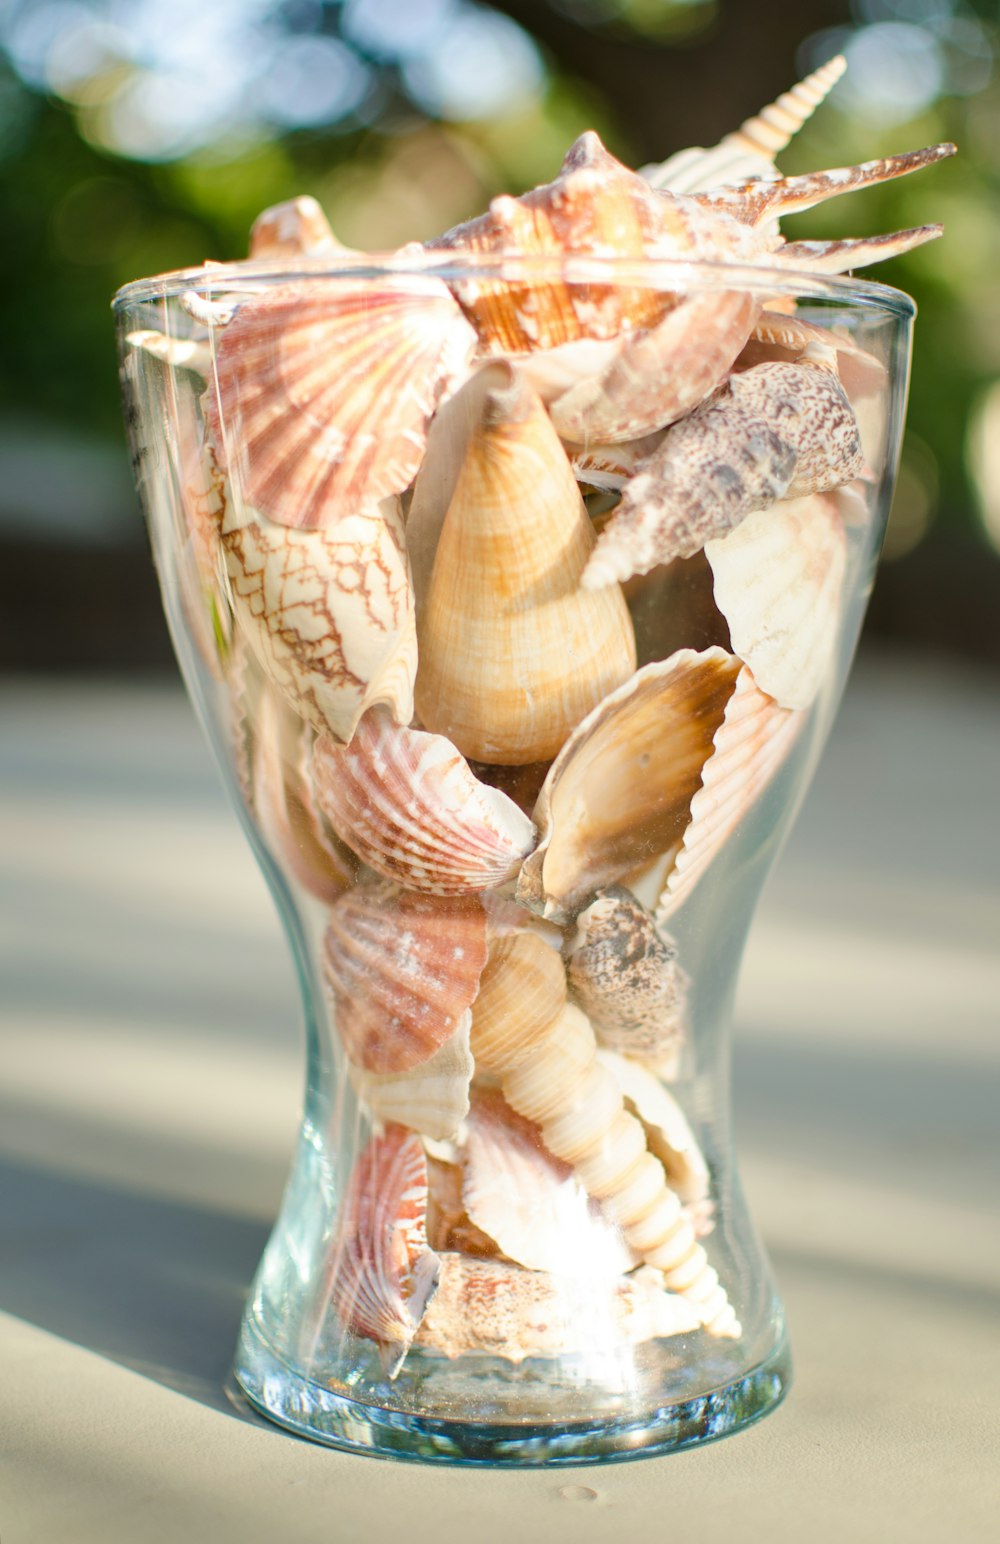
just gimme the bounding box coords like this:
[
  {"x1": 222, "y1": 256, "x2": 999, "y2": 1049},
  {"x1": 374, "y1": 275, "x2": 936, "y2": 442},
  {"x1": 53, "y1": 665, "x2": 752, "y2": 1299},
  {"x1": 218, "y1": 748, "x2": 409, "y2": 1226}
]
[{"x1": 2, "y1": 652, "x2": 998, "y2": 1542}]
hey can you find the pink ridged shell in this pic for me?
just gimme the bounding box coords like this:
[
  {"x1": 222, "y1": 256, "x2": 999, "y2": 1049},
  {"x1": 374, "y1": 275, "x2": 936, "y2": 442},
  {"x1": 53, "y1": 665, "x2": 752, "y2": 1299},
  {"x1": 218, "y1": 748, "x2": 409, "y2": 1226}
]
[
  {"x1": 311, "y1": 708, "x2": 536, "y2": 896},
  {"x1": 204, "y1": 276, "x2": 476, "y2": 528},
  {"x1": 322, "y1": 881, "x2": 488, "y2": 1073}
]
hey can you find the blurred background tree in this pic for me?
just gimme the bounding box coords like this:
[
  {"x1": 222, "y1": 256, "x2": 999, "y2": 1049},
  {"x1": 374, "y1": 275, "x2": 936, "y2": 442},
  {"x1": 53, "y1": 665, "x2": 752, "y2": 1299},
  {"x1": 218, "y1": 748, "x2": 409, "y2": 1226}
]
[{"x1": 0, "y1": 0, "x2": 997, "y2": 667}]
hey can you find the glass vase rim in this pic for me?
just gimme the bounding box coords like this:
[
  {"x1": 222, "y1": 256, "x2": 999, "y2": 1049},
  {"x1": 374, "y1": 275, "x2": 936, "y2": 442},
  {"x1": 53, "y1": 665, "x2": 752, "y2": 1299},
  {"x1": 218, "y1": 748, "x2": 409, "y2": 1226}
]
[{"x1": 111, "y1": 252, "x2": 916, "y2": 318}]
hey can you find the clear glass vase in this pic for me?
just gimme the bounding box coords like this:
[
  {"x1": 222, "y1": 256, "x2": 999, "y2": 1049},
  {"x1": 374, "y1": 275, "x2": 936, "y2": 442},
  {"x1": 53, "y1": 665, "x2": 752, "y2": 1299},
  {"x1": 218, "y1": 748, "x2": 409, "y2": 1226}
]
[{"x1": 113, "y1": 255, "x2": 912, "y2": 1464}]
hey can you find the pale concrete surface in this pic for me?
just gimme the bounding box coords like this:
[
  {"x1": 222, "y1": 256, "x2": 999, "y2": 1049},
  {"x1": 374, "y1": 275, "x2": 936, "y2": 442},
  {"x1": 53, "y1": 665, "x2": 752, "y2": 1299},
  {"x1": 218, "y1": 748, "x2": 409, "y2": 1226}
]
[{"x1": 1, "y1": 653, "x2": 999, "y2": 1542}]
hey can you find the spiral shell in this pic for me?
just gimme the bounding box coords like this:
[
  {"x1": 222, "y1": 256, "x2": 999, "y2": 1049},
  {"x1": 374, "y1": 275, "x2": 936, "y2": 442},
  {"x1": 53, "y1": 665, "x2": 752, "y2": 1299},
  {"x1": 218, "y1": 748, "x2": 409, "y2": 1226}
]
[{"x1": 598, "y1": 1052, "x2": 710, "y2": 1209}]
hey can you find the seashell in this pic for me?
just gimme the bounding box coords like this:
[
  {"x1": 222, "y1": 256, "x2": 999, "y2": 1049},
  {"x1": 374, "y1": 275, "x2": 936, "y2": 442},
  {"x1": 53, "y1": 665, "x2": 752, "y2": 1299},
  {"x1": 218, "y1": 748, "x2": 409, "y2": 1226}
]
[
  {"x1": 470, "y1": 929, "x2": 568, "y2": 1075},
  {"x1": 582, "y1": 358, "x2": 863, "y2": 588},
  {"x1": 429, "y1": 132, "x2": 678, "y2": 352},
  {"x1": 310, "y1": 706, "x2": 535, "y2": 896},
  {"x1": 248, "y1": 195, "x2": 344, "y2": 259},
  {"x1": 566, "y1": 431, "x2": 665, "y2": 494},
  {"x1": 705, "y1": 492, "x2": 847, "y2": 711},
  {"x1": 204, "y1": 275, "x2": 477, "y2": 529},
  {"x1": 220, "y1": 494, "x2": 417, "y2": 744},
  {"x1": 350, "y1": 1018, "x2": 473, "y2": 1141},
  {"x1": 460, "y1": 1087, "x2": 637, "y2": 1277},
  {"x1": 413, "y1": 366, "x2": 636, "y2": 765},
  {"x1": 467, "y1": 757, "x2": 552, "y2": 820},
  {"x1": 172, "y1": 388, "x2": 232, "y2": 675},
  {"x1": 323, "y1": 1123, "x2": 440, "y2": 1377},
  {"x1": 127, "y1": 329, "x2": 213, "y2": 377},
  {"x1": 657, "y1": 665, "x2": 803, "y2": 919},
  {"x1": 425, "y1": 1152, "x2": 499, "y2": 1257},
  {"x1": 740, "y1": 310, "x2": 887, "y2": 399},
  {"x1": 565, "y1": 886, "x2": 689, "y2": 1060},
  {"x1": 413, "y1": 1254, "x2": 699, "y2": 1361},
  {"x1": 516, "y1": 648, "x2": 742, "y2": 924},
  {"x1": 322, "y1": 880, "x2": 487, "y2": 1073},
  {"x1": 597, "y1": 1052, "x2": 710, "y2": 1208},
  {"x1": 252, "y1": 675, "x2": 357, "y2": 902},
  {"x1": 642, "y1": 56, "x2": 847, "y2": 193}
]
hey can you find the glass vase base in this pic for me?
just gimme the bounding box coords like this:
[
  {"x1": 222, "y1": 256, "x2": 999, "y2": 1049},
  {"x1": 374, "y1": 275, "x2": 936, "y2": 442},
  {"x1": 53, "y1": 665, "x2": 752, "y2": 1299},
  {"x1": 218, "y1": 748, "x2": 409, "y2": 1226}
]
[{"x1": 232, "y1": 1314, "x2": 792, "y2": 1466}]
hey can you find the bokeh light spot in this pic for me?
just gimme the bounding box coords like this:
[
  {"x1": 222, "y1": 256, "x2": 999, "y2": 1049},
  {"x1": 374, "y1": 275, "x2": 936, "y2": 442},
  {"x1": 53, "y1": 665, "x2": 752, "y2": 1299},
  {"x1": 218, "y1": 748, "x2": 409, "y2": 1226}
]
[
  {"x1": 402, "y1": 7, "x2": 544, "y2": 122},
  {"x1": 256, "y1": 35, "x2": 371, "y2": 128}
]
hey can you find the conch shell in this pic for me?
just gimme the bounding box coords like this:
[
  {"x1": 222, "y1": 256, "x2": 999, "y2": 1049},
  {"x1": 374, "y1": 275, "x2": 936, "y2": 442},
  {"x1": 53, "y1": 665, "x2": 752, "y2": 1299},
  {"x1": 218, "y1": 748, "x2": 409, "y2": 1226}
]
[{"x1": 413, "y1": 366, "x2": 636, "y2": 765}]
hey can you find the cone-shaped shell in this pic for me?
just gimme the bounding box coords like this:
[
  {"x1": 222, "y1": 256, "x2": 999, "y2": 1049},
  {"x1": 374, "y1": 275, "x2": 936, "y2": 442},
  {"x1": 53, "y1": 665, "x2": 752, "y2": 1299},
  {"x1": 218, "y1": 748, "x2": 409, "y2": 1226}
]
[
  {"x1": 350, "y1": 1019, "x2": 473, "y2": 1141},
  {"x1": 598, "y1": 1052, "x2": 710, "y2": 1207},
  {"x1": 311, "y1": 707, "x2": 536, "y2": 896},
  {"x1": 221, "y1": 495, "x2": 416, "y2": 743},
  {"x1": 470, "y1": 929, "x2": 567, "y2": 1076},
  {"x1": 204, "y1": 276, "x2": 476, "y2": 528},
  {"x1": 461, "y1": 1088, "x2": 636, "y2": 1277},
  {"x1": 322, "y1": 881, "x2": 487, "y2": 1073},
  {"x1": 565, "y1": 886, "x2": 689, "y2": 1059},
  {"x1": 657, "y1": 665, "x2": 803, "y2": 919},
  {"x1": 516, "y1": 648, "x2": 742, "y2": 923},
  {"x1": 325, "y1": 1123, "x2": 440, "y2": 1377},
  {"x1": 706, "y1": 493, "x2": 847, "y2": 710},
  {"x1": 414, "y1": 367, "x2": 636, "y2": 765}
]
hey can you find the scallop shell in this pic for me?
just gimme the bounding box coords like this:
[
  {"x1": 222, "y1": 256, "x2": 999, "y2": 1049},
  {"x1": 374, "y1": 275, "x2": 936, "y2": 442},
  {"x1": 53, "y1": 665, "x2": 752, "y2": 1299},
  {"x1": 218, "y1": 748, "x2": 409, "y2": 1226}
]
[
  {"x1": 565, "y1": 886, "x2": 689, "y2": 1060},
  {"x1": 322, "y1": 881, "x2": 487, "y2": 1073},
  {"x1": 597, "y1": 1052, "x2": 710, "y2": 1208},
  {"x1": 516, "y1": 648, "x2": 742, "y2": 924},
  {"x1": 705, "y1": 492, "x2": 847, "y2": 711},
  {"x1": 656, "y1": 665, "x2": 803, "y2": 919},
  {"x1": 204, "y1": 276, "x2": 476, "y2": 529},
  {"x1": 413, "y1": 1254, "x2": 698, "y2": 1362},
  {"x1": 324, "y1": 1123, "x2": 440, "y2": 1378},
  {"x1": 413, "y1": 366, "x2": 636, "y2": 765},
  {"x1": 220, "y1": 494, "x2": 417, "y2": 743},
  {"x1": 461, "y1": 1087, "x2": 637, "y2": 1277},
  {"x1": 248, "y1": 195, "x2": 344, "y2": 259},
  {"x1": 350, "y1": 1019, "x2": 473, "y2": 1141},
  {"x1": 310, "y1": 707, "x2": 536, "y2": 896}
]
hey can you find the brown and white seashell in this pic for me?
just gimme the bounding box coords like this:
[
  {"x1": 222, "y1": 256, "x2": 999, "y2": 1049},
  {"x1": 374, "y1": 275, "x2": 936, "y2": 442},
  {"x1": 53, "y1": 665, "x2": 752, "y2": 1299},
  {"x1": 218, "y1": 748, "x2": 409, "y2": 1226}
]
[
  {"x1": 460, "y1": 1087, "x2": 637, "y2": 1277},
  {"x1": 248, "y1": 195, "x2": 345, "y2": 259},
  {"x1": 323, "y1": 1123, "x2": 440, "y2": 1377},
  {"x1": 413, "y1": 1254, "x2": 699, "y2": 1362},
  {"x1": 582, "y1": 358, "x2": 863, "y2": 588},
  {"x1": 705, "y1": 492, "x2": 847, "y2": 711},
  {"x1": 566, "y1": 431, "x2": 666, "y2": 494},
  {"x1": 204, "y1": 275, "x2": 476, "y2": 529},
  {"x1": 310, "y1": 707, "x2": 536, "y2": 896},
  {"x1": 413, "y1": 365, "x2": 636, "y2": 765},
  {"x1": 350, "y1": 1019, "x2": 473, "y2": 1141},
  {"x1": 516, "y1": 648, "x2": 742, "y2": 924},
  {"x1": 322, "y1": 880, "x2": 487, "y2": 1074},
  {"x1": 657, "y1": 665, "x2": 803, "y2": 919},
  {"x1": 565, "y1": 886, "x2": 689, "y2": 1060},
  {"x1": 597, "y1": 1052, "x2": 710, "y2": 1208},
  {"x1": 642, "y1": 56, "x2": 847, "y2": 194},
  {"x1": 425, "y1": 1151, "x2": 499, "y2": 1258},
  {"x1": 220, "y1": 495, "x2": 417, "y2": 744}
]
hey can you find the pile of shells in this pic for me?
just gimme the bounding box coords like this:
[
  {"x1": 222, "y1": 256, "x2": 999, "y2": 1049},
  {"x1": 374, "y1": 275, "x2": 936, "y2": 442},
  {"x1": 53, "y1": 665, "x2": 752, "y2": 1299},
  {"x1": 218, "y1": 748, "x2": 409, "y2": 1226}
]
[{"x1": 131, "y1": 56, "x2": 951, "y2": 1378}]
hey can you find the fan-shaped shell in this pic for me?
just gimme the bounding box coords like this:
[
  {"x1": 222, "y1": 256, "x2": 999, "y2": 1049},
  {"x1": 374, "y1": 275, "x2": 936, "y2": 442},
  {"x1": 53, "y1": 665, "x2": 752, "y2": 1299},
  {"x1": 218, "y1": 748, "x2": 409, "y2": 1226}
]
[
  {"x1": 413, "y1": 366, "x2": 636, "y2": 765},
  {"x1": 322, "y1": 881, "x2": 488, "y2": 1073},
  {"x1": 597, "y1": 1052, "x2": 710, "y2": 1207},
  {"x1": 221, "y1": 495, "x2": 416, "y2": 743},
  {"x1": 324, "y1": 1123, "x2": 440, "y2": 1377},
  {"x1": 350, "y1": 1019, "x2": 473, "y2": 1141},
  {"x1": 461, "y1": 1088, "x2": 637, "y2": 1277},
  {"x1": 657, "y1": 665, "x2": 803, "y2": 919},
  {"x1": 204, "y1": 276, "x2": 476, "y2": 529},
  {"x1": 706, "y1": 492, "x2": 847, "y2": 710},
  {"x1": 565, "y1": 886, "x2": 689, "y2": 1059},
  {"x1": 310, "y1": 707, "x2": 536, "y2": 896},
  {"x1": 516, "y1": 648, "x2": 742, "y2": 923}
]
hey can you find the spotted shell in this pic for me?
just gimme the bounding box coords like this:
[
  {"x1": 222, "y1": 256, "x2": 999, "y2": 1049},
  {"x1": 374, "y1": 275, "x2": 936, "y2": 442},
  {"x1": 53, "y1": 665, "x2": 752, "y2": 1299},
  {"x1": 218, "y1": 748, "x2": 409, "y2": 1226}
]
[
  {"x1": 322, "y1": 881, "x2": 488, "y2": 1074},
  {"x1": 310, "y1": 707, "x2": 536, "y2": 896},
  {"x1": 565, "y1": 886, "x2": 689, "y2": 1060},
  {"x1": 323, "y1": 1123, "x2": 440, "y2": 1377},
  {"x1": 204, "y1": 276, "x2": 476, "y2": 529}
]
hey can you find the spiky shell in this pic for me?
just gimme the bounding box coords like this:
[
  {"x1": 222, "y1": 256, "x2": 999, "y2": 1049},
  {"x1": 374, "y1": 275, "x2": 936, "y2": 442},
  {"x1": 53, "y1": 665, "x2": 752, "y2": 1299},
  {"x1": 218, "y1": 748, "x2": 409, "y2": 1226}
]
[
  {"x1": 310, "y1": 708, "x2": 536, "y2": 896},
  {"x1": 204, "y1": 276, "x2": 476, "y2": 528},
  {"x1": 322, "y1": 881, "x2": 487, "y2": 1073},
  {"x1": 706, "y1": 492, "x2": 847, "y2": 711},
  {"x1": 565, "y1": 886, "x2": 689, "y2": 1059},
  {"x1": 220, "y1": 495, "x2": 416, "y2": 743},
  {"x1": 516, "y1": 649, "x2": 742, "y2": 923},
  {"x1": 324, "y1": 1123, "x2": 440, "y2": 1377},
  {"x1": 248, "y1": 195, "x2": 344, "y2": 259}
]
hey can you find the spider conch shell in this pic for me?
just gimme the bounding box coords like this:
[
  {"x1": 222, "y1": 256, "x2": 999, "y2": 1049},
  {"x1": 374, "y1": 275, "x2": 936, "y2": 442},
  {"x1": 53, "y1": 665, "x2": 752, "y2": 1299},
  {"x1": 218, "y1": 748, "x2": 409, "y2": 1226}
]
[
  {"x1": 516, "y1": 648, "x2": 742, "y2": 923},
  {"x1": 310, "y1": 707, "x2": 536, "y2": 896},
  {"x1": 204, "y1": 275, "x2": 476, "y2": 528},
  {"x1": 413, "y1": 365, "x2": 636, "y2": 765},
  {"x1": 350, "y1": 1019, "x2": 473, "y2": 1141},
  {"x1": 248, "y1": 194, "x2": 345, "y2": 259},
  {"x1": 565, "y1": 886, "x2": 689, "y2": 1061},
  {"x1": 706, "y1": 492, "x2": 848, "y2": 710},
  {"x1": 322, "y1": 881, "x2": 487, "y2": 1074},
  {"x1": 221, "y1": 495, "x2": 417, "y2": 743},
  {"x1": 323, "y1": 1123, "x2": 440, "y2": 1377}
]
